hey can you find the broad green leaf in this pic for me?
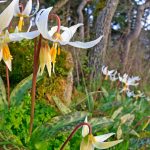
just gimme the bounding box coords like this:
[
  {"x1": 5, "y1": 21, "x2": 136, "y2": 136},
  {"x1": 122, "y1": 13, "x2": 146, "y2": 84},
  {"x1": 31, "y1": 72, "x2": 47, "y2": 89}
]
[
  {"x1": 120, "y1": 113, "x2": 135, "y2": 126},
  {"x1": 0, "y1": 76, "x2": 7, "y2": 107},
  {"x1": 101, "y1": 87, "x2": 109, "y2": 97},
  {"x1": 31, "y1": 111, "x2": 87, "y2": 144},
  {"x1": 142, "y1": 119, "x2": 150, "y2": 131},
  {"x1": 90, "y1": 117, "x2": 114, "y2": 133},
  {"x1": 111, "y1": 107, "x2": 123, "y2": 119},
  {"x1": 130, "y1": 130, "x2": 140, "y2": 138},
  {"x1": 10, "y1": 74, "x2": 43, "y2": 106},
  {"x1": 117, "y1": 125, "x2": 122, "y2": 140},
  {"x1": 52, "y1": 96, "x2": 71, "y2": 115},
  {"x1": 87, "y1": 93, "x2": 94, "y2": 112}
]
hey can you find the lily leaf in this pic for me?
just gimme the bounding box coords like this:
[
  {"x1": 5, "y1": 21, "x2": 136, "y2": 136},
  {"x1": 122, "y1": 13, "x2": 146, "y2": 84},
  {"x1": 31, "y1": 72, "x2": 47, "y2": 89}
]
[
  {"x1": 10, "y1": 74, "x2": 43, "y2": 106},
  {"x1": 52, "y1": 96, "x2": 71, "y2": 115},
  {"x1": 0, "y1": 76, "x2": 7, "y2": 107}
]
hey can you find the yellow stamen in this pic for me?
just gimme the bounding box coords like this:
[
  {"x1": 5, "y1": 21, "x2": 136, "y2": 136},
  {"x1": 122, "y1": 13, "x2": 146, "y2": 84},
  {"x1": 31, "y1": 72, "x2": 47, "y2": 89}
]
[
  {"x1": 50, "y1": 46, "x2": 57, "y2": 64},
  {"x1": 123, "y1": 83, "x2": 128, "y2": 91},
  {"x1": 2, "y1": 44, "x2": 12, "y2": 61},
  {"x1": 105, "y1": 75, "x2": 108, "y2": 80},
  {"x1": 88, "y1": 134, "x2": 96, "y2": 143},
  {"x1": 58, "y1": 47, "x2": 61, "y2": 55},
  {"x1": 18, "y1": 16, "x2": 24, "y2": 31}
]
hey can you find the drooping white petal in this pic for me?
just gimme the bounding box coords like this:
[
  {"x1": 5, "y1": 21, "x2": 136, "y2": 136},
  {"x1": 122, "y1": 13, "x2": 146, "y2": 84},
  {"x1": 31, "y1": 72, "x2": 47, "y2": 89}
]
[
  {"x1": 0, "y1": 0, "x2": 7, "y2": 3},
  {"x1": 94, "y1": 133, "x2": 115, "y2": 142},
  {"x1": 22, "y1": 0, "x2": 32, "y2": 16},
  {"x1": 0, "y1": 0, "x2": 17, "y2": 30},
  {"x1": 48, "y1": 26, "x2": 69, "y2": 38},
  {"x1": 30, "y1": 0, "x2": 39, "y2": 17},
  {"x1": 4, "y1": 58, "x2": 12, "y2": 71},
  {"x1": 9, "y1": 30, "x2": 40, "y2": 41},
  {"x1": 61, "y1": 23, "x2": 83, "y2": 42},
  {"x1": 36, "y1": 7, "x2": 53, "y2": 40},
  {"x1": 93, "y1": 140, "x2": 123, "y2": 149},
  {"x1": 80, "y1": 136, "x2": 94, "y2": 150},
  {"x1": 13, "y1": 0, "x2": 20, "y2": 16},
  {"x1": 82, "y1": 116, "x2": 89, "y2": 137},
  {"x1": 65, "y1": 35, "x2": 103, "y2": 48},
  {"x1": 102, "y1": 66, "x2": 108, "y2": 75}
]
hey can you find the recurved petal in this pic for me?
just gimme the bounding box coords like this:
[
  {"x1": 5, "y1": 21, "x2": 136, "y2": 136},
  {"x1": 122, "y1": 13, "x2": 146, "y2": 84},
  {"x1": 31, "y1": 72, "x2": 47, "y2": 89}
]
[
  {"x1": 66, "y1": 35, "x2": 103, "y2": 49},
  {"x1": 46, "y1": 62, "x2": 52, "y2": 77},
  {"x1": 94, "y1": 133, "x2": 115, "y2": 142},
  {"x1": 9, "y1": 30, "x2": 40, "y2": 41},
  {"x1": 36, "y1": 7, "x2": 53, "y2": 40},
  {"x1": 82, "y1": 116, "x2": 89, "y2": 137},
  {"x1": 30, "y1": 0, "x2": 40, "y2": 17},
  {"x1": 22, "y1": 0, "x2": 32, "y2": 16},
  {"x1": 13, "y1": 0, "x2": 20, "y2": 16},
  {"x1": 0, "y1": 0, "x2": 17, "y2": 30},
  {"x1": 0, "y1": 1, "x2": 7, "y2": 3},
  {"x1": 93, "y1": 140, "x2": 123, "y2": 149},
  {"x1": 48, "y1": 26, "x2": 69, "y2": 38},
  {"x1": 80, "y1": 137, "x2": 94, "y2": 150},
  {"x1": 4, "y1": 58, "x2": 12, "y2": 71},
  {"x1": 38, "y1": 64, "x2": 45, "y2": 76},
  {"x1": 61, "y1": 23, "x2": 83, "y2": 42}
]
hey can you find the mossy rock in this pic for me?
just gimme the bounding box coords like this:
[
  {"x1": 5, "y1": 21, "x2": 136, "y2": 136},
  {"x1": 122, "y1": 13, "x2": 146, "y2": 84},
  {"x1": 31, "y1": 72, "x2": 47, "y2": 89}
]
[
  {"x1": 37, "y1": 49, "x2": 74, "y2": 106},
  {"x1": 0, "y1": 39, "x2": 74, "y2": 106}
]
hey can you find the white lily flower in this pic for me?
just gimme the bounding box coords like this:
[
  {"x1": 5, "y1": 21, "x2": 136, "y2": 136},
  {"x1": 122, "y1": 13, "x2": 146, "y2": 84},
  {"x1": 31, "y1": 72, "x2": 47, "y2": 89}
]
[
  {"x1": 110, "y1": 71, "x2": 118, "y2": 81},
  {"x1": 80, "y1": 117, "x2": 123, "y2": 150},
  {"x1": 0, "y1": 30, "x2": 40, "y2": 71},
  {"x1": 101, "y1": 66, "x2": 114, "y2": 80},
  {"x1": 36, "y1": 7, "x2": 103, "y2": 75},
  {"x1": 0, "y1": 0, "x2": 17, "y2": 31},
  {"x1": 119, "y1": 73, "x2": 140, "y2": 92},
  {"x1": 146, "y1": 96, "x2": 150, "y2": 102},
  {"x1": 14, "y1": 0, "x2": 39, "y2": 31},
  {"x1": 126, "y1": 90, "x2": 135, "y2": 98},
  {"x1": 38, "y1": 40, "x2": 52, "y2": 77},
  {"x1": 133, "y1": 90, "x2": 145, "y2": 99}
]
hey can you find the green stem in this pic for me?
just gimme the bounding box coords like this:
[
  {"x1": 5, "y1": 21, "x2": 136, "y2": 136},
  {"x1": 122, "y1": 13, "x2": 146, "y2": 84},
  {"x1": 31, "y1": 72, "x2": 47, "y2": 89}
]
[
  {"x1": 29, "y1": 36, "x2": 41, "y2": 135},
  {"x1": 60, "y1": 122, "x2": 92, "y2": 150}
]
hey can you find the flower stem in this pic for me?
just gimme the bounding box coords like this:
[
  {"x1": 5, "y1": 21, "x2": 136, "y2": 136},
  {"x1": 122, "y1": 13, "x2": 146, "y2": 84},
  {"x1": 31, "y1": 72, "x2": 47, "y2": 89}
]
[
  {"x1": 6, "y1": 66, "x2": 10, "y2": 108},
  {"x1": 29, "y1": 36, "x2": 41, "y2": 135},
  {"x1": 49, "y1": 14, "x2": 61, "y2": 33},
  {"x1": 60, "y1": 122, "x2": 92, "y2": 150}
]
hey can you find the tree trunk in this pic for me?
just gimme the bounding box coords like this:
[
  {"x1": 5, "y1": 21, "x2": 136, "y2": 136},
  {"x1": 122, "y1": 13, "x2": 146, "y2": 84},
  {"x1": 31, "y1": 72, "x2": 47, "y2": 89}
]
[
  {"x1": 123, "y1": 1, "x2": 150, "y2": 71},
  {"x1": 88, "y1": 0, "x2": 119, "y2": 80},
  {"x1": 77, "y1": 0, "x2": 88, "y2": 41}
]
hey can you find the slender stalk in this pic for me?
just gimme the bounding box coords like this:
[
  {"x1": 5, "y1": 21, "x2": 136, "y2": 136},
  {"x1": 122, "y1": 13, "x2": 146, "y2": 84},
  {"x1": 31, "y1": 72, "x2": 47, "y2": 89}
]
[
  {"x1": 49, "y1": 14, "x2": 61, "y2": 32},
  {"x1": 5, "y1": 24, "x2": 12, "y2": 109},
  {"x1": 29, "y1": 36, "x2": 41, "y2": 135},
  {"x1": 60, "y1": 122, "x2": 92, "y2": 150},
  {"x1": 6, "y1": 66, "x2": 10, "y2": 108}
]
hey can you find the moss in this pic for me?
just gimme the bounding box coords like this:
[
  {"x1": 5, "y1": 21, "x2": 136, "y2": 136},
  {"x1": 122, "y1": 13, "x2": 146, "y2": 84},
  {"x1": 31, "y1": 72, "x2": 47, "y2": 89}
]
[
  {"x1": 0, "y1": 40, "x2": 34, "y2": 87},
  {"x1": 37, "y1": 49, "x2": 74, "y2": 104}
]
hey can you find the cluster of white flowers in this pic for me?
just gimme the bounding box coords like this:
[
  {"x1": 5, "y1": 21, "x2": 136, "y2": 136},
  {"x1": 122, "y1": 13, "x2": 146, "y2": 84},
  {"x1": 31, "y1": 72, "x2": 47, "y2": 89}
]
[
  {"x1": 0, "y1": 0, "x2": 103, "y2": 76},
  {"x1": 101, "y1": 66, "x2": 147, "y2": 100}
]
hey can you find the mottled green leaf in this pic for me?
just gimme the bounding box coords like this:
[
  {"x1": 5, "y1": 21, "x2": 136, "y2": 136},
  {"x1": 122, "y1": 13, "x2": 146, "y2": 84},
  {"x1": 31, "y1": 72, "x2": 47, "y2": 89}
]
[
  {"x1": 0, "y1": 76, "x2": 7, "y2": 107},
  {"x1": 31, "y1": 111, "x2": 87, "y2": 143},
  {"x1": 52, "y1": 96, "x2": 71, "y2": 115},
  {"x1": 101, "y1": 87, "x2": 109, "y2": 97},
  {"x1": 10, "y1": 74, "x2": 43, "y2": 106}
]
